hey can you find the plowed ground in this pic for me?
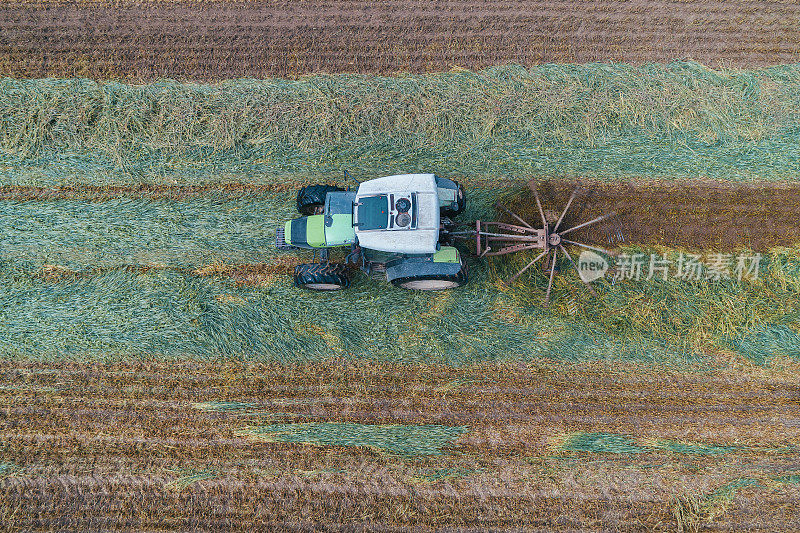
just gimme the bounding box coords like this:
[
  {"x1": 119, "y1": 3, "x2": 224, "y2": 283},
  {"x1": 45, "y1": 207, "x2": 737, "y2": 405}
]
[
  {"x1": 2, "y1": 0, "x2": 800, "y2": 79},
  {"x1": 1, "y1": 361, "x2": 800, "y2": 531}
]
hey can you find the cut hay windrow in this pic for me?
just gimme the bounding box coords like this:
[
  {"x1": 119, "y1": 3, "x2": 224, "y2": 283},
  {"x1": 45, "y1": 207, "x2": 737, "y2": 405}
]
[
  {"x1": 0, "y1": 238, "x2": 799, "y2": 365},
  {"x1": 0, "y1": 185, "x2": 506, "y2": 271},
  {"x1": 191, "y1": 401, "x2": 258, "y2": 412},
  {"x1": 237, "y1": 422, "x2": 469, "y2": 457},
  {"x1": 555, "y1": 432, "x2": 648, "y2": 454},
  {"x1": 0, "y1": 461, "x2": 19, "y2": 478},
  {"x1": 3, "y1": 62, "x2": 800, "y2": 186},
  {"x1": 681, "y1": 474, "x2": 800, "y2": 524},
  {"x1": 0, "y1": 193, "x2": 294, "y2": 269},
  {"x1": 0, "y1": 259, "x2": 684, "y2": 364},
  {"x1": 775, "y1": 474, "x2": 800, "y2": 485},
  {"x1": 730, "y1": 324, "x2": 800, "y2": 364},
  {"x1": 555, "y1": 432, "x2": 790, "y2": 456},
  {"x1": 165, "y1": 468, "x2": 219, "y2": 491}
]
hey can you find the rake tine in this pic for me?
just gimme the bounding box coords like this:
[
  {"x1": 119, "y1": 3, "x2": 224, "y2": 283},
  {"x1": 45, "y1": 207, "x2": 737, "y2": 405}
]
[
  {"x1": 562, "y1": 238, "x2": 612, "y2": 256},
  {"x1": 532, "y1": 187, "x2": 547, "y2": 229},
  {"x1": 552, "y1": 187, "x2": 579, "y2": 233},
  {"x1": 558, "y1": 211, "x2": 617, "y2": 236},
  {"x1": 505, "y1": 250, "x2": 548, "y2": 285},
  {"x1": 495, "y1": 203, "x2": 533, "y2": 229},
  {"x1": 559, "y1": 244, "x2": 598, "y2": 297},
  {"x1": 544, "y1": 249, "x2": 558, "y2": 308}
]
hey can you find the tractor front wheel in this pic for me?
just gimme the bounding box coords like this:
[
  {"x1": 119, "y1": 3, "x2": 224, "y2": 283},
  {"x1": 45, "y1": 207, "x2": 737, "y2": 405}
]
[
  {"x1": 294, "y1": 263, "x2": 351, "y2": 291},
  {"x1": 296, "y1": 185, "x2": 344, "y2": 215}
]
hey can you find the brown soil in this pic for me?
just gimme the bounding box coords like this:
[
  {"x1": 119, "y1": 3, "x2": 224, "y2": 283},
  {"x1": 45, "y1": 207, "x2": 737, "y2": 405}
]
[
  {"x1": 1, "y1": 361, "x2": 799, "y2": 531},
  {"x1": 2, "y1": 1, "x2": 800, "y2": 79},
  {"x1": 33, "y1": 259, "x2": 300, "y2": 285},
  {"x1": 519, "y1": 179, "x2": 800, "y2": 252}
]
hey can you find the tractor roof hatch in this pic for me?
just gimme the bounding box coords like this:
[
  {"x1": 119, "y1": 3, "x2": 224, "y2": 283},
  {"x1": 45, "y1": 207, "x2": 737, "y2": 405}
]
[{"x1": 356, "y1": 195, "x2": 389, "y2": 230}]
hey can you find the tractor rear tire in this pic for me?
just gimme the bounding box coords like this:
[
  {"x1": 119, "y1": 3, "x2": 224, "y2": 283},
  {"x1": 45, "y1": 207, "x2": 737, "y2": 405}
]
[
  {"x1": 294, "y1": 263, "x2": 351, "y2": 291},
  {"x1": 440, "y1": 181, "x2": 466, "y2": 217},
  {"x1": 297, "y1": 185, "x2": 344, "y2": 215},
  {"x1": 391, "y1": 259, "x2": 468, "y2": 291}
]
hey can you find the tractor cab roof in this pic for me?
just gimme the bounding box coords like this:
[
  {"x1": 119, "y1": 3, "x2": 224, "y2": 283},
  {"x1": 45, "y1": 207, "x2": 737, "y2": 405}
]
[{"x1": 353, "y1": 174, "x2": 440, "y2": 254}]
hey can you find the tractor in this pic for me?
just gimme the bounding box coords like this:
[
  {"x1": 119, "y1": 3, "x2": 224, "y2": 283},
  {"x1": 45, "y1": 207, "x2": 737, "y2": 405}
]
[{"x1": 276, "y1": 174, "x2": 469, "y2": 291}]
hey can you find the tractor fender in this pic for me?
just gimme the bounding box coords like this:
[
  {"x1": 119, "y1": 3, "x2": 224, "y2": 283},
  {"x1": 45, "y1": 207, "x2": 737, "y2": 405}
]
[
  {"x1": 385, "y1": 247, "x2": 464, "y2": 282},
  {"x1": 435, "y1": 176, "x2": 466, "y2": 216}
]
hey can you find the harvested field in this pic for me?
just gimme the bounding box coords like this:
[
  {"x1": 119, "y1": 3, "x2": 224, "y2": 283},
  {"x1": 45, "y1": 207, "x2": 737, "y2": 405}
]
[
  {"x1": 524, "y1": 179, "x2": 800, "y2": 251},
  {"x1": 2, "y1": 1, "x2": 800, "y2": 79},
  {"x1": 1, "y1": 360, "x2": 800, "y2": 531},
  {"x1": 2, "y1": 12, "x2": 800, "y2": 524}
]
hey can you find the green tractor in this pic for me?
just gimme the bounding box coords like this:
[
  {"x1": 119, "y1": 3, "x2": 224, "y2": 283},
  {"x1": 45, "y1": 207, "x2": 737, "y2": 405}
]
[{"x1": 276, "y1": 174, "x2": 468, "y2": 291}]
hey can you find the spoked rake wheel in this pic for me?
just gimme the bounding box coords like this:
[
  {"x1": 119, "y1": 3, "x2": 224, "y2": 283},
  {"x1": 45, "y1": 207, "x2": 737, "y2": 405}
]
[{"x1": 475, "y1": 186, "x2": 619, "y2": 307}]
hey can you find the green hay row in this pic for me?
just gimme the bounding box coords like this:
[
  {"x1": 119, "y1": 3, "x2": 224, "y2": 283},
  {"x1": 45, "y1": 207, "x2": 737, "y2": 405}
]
[
  {"x1": 557, "y1": 432, "x2": 648, "y2": 454},
  {"x1": 191, "y1": 400, "x2": 296, "y2": 419},
  {"x1": 730, "y1": 324, "x2": 800, "y2": 364},
  {"x1": 702, "y1": 477, "x2": 763, "y2": 520},
  {"x1": 3, "y1": 62, "x2": 800, "y2": 186},
  {"x1": 0, "y1": 193, "x2": 293, "y2": 269},
  {"x1": 774, "y1": 474, "x2": 800, "y2": 485},
  {"x1": 652, "y1": 440, "x2": 743, "y2": 456},
  {"x1": 191, "y1": 401, "x2": 258, "y2": 412},
  {"x1": 0, "y1": 188, "x2": 799, "y2": 365},
  {"x1": 0, "y1": 259, "x2": 690, "y2": 365},
  {"x1": 0, "y1": 247, "x2": 798, "y2": 364},
  {"x1": 237, "y1": 422, "x2": 468, "y2": 457},
  {"x1": 557, "y1": 432, "x2": 773, "y2": 456},
  {"x1": 165, "y1": 468, "x2": 219, "y2": 491},
  {"x1": 0, "y1": 186, "x2": 500, "y2": 270},
  {"x1": 676, "y1": 474, "x2": 800, "y2": 526},
  {"x1": 0, "y1": 462, "x2": 19, "y2": 478}
]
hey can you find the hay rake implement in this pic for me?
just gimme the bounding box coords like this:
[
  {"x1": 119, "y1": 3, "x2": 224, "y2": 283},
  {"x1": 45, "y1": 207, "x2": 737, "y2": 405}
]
[
  {"x1": 278, "y1": 173, "x2": 619, "y2": 305},
  {"x1": 449, "y1": 187, "x2": 618, "y2": 306}
]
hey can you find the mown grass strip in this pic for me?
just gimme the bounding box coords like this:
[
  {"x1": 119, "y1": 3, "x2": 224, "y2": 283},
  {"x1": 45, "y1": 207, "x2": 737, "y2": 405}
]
[
  {"x1": 165, "y1": 468, "x2": 219, "y2": 491},
  {"x1": 0, "y1": 258, "x2": 689, "y2": 364},
  {"x1": 0, "y1": 193, "x2": 293, "y2": 269},
  {"x1": 191, "y1": 401, "x2": 258, "y2": 412},
  {"x1": 556, "y1": 432, "x2": 781, "y2": 456},
  {"x1": 3, "y1": 62, "x2": 800, "y2": 186},
  {"x1": 0, "y1": 462, "x2": 20, "y2": 478},
  {"x1": 237, "y1": 423, "x2": 469, "y2": 457},
  {"x1": 556, "y1": 432, "x2": 649, "y2": 454}
]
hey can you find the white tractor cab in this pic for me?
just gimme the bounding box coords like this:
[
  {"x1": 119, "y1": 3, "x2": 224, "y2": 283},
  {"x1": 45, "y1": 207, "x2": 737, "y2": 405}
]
[{"x1": 276, "y1": 174, "x2": 468, "y2": 290}]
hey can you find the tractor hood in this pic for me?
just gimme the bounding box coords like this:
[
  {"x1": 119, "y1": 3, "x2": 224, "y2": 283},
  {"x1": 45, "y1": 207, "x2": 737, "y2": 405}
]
[{"x1": 354, "y1": 174, "x2": 440, "y2": 254}]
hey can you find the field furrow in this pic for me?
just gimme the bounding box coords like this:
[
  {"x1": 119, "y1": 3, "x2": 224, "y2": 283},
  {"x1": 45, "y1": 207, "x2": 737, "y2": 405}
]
[
  {"x1": 2, "y1": 1, "x2": 800, "y2": 78},
  {"x1": 1, "y1": 361, "x2": 799, "y2": 531}
]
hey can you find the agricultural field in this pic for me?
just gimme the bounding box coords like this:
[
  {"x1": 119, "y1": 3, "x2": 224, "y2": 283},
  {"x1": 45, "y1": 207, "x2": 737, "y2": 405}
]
[
  {"x1": 2, "y1": 361, "x2": 800, "y2": 531},
  {"x1": 2, "y1": 2, "x2": 800, "y2": 530},
  {"x1": 2, "y1": 0, "x2": 800, "y2": 79}
]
